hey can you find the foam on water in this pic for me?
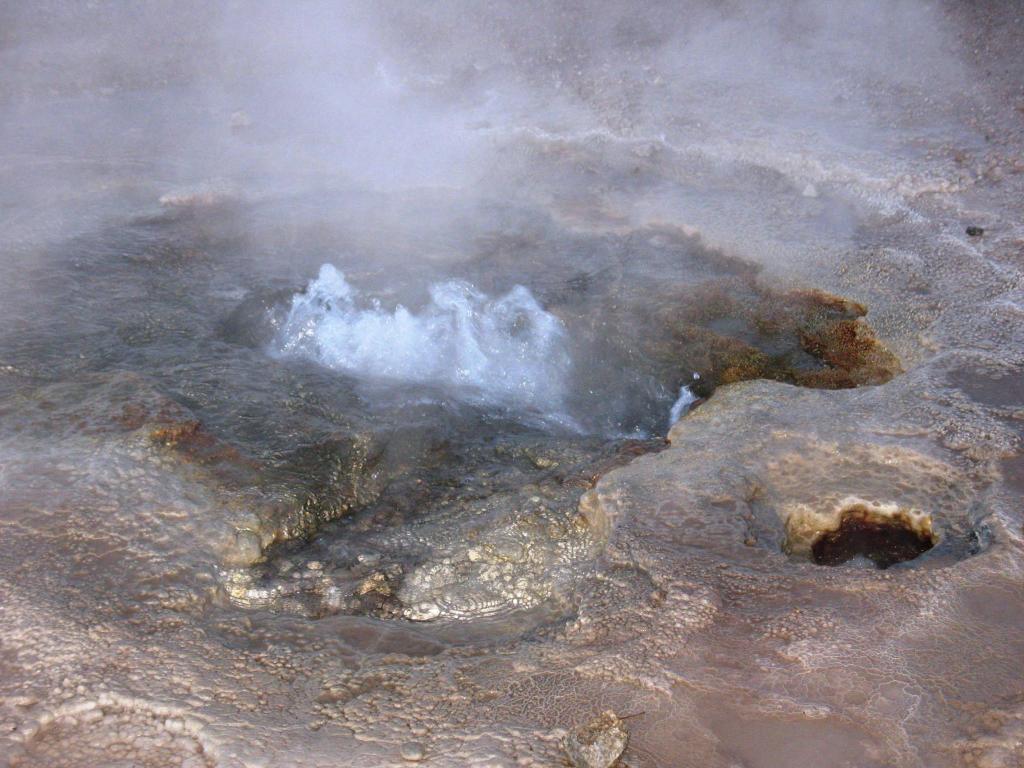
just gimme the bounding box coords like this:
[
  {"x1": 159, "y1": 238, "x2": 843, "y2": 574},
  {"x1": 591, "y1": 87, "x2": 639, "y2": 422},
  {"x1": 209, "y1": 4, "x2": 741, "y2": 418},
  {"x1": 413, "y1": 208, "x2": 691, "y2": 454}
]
[{"x1": 274, "y1": 264, "x2": 573, "y2": 421}]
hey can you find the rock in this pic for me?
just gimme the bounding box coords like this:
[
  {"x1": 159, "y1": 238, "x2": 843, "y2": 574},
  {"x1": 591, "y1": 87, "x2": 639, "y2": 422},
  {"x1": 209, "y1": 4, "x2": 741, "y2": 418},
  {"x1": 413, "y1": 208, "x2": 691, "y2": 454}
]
[
  {"x1": 218, "y1": 286, "x2": 298, "y2": 348},
  {"x1": 966, "y1": 226, "x2": 985, "y2": 237},
  {"x1": 404, "y1": 601, "x2": 441, "y2": 621},
  {"x1": 648, "y1": 281, "x2": 900, "y2": 395},
  {"x1": 355, "y1": 571, "x2": 392, "y2": 597},
  {"x1": 399, "y1": 741, "x2": 425, "y2": 762},
  {"x1": 562, "y1": 710, "x2": 629, "y2": 768},
  {"x1": 530, "y1": 454, "x2": 559, "y2": 469},
  {"x1": 223, "y1": 529, "x2": 264, "y2": 568}
]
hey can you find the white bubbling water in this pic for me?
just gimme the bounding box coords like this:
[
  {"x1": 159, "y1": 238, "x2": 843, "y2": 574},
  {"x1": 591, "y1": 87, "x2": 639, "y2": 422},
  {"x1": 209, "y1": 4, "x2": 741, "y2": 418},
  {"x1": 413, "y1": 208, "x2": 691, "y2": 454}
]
[
  {"x1": 274, "y1": 264, "x2": 573, "y2": 420},
  {"x1": 668, "y1": 382, "x2": 700, "y2": 429}
]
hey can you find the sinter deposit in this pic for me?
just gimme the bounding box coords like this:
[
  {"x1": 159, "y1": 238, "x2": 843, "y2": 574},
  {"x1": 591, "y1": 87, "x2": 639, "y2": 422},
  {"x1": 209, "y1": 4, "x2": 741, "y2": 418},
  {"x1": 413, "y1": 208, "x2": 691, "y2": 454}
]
[{"x1": 1, "y1": 2, "x2": 1023, "y2": 767}]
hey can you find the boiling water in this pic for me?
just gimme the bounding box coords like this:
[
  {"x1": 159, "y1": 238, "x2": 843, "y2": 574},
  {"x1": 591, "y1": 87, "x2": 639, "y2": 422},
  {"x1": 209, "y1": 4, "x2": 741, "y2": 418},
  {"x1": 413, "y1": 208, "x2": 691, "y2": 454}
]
[{"x1": 273, "y1": 264, "x2": 576, "y2": 426}]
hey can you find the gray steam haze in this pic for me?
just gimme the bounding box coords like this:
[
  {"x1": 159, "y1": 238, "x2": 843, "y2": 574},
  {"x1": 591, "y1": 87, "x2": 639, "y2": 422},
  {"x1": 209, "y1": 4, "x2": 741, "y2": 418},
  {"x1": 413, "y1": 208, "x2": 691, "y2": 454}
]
[
  {"x1": 2, "y1": 2, "x2": 1024, "y2": 767},
  {"x1": 0, "y1": 2, "x2": 975, "y2": 211}
]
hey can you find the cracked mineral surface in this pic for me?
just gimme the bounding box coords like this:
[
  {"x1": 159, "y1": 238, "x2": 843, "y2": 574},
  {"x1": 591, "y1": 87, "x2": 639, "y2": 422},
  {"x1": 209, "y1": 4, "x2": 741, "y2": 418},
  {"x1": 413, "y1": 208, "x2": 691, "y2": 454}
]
[{"x1": 2, "y1": 2, "x2": 1024, "y2": 767}]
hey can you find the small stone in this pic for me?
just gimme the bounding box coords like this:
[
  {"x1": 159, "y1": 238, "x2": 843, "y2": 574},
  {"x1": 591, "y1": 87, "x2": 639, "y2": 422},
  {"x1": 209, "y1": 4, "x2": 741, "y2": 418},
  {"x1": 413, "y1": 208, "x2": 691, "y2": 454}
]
[
  {"x1": 562, "y1": 710, "x2": 629, "y2": 768},
  {"x1": 355, "y1": 571, "x2": 391, "y2": 597},
  {"x1": 400, "y1": 741, "x2": 426, "y2": 762},
  {"x1": 966, "y1": 226, "x2": 985, "y2": 237},
  {"x1": 405, "y1": 602, "x2": 441, "y2": 621},
  {"x1": 223, "y1": 529, "x2": 263, "y2": 567}
]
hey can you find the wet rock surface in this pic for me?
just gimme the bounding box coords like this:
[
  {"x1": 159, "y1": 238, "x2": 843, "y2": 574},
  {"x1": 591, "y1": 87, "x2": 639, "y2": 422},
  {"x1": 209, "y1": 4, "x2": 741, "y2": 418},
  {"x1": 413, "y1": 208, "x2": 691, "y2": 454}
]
[
  {"x1": 223, "y1": 428, "x2": 663, "y2": 629},
  {"x1": 2, "y1": 2, "x2": 1024, "y2": 767},
  {"x1": 5, "y1": 184, "x2": 1019, "y2": 764}
]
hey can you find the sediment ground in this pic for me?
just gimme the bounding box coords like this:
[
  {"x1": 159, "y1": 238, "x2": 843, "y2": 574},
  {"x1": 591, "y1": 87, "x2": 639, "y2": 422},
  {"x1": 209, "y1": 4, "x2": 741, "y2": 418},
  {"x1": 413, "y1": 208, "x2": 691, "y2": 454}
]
[{"x1": 1, "y1": 2, "x2": 1023, "y2": 766}]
